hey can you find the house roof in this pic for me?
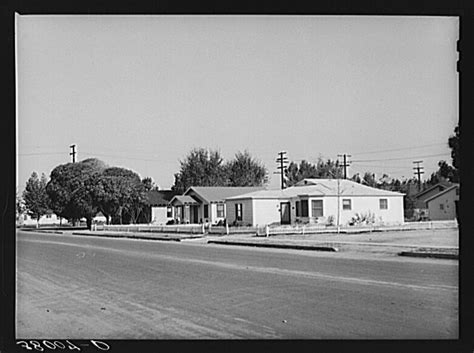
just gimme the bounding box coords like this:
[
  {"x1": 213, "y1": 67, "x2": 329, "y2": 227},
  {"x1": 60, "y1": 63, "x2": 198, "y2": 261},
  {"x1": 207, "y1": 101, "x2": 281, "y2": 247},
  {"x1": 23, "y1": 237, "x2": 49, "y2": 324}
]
[
  {"x1": 226, "y1": 178, "x2": 404, "y2": 200},
  {"x1": 414, "y1": 181, "x2": 453, "y2": 200},
  {"x1": 185, "y1": 186, "x2": 266, "y2": 203},
  {"x1": 169, "y1": 195, "x2": 200, "y2": 206},
  {"x1": 424, "y1": 184, "x2": 459, "y2": 204},
  {"x1": 146, "y1": 190, "x2": 179, "y2": 206}
]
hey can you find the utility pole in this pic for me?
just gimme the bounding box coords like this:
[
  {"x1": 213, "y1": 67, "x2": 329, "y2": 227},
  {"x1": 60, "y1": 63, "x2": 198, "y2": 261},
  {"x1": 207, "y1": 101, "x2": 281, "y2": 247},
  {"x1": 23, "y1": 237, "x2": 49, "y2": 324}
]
[
  {"x1": 337, "y1": 153, "x2": 351, "y2": 179},
  {"x1": 70, "y1": 144, "x2": 76, "y2": 163},
  {"x1": 274, "y1": 151, "x2": 289, "y2": 190},
  {"x1": 413, "y1": 160, "x2": 424, "y2": 192}
]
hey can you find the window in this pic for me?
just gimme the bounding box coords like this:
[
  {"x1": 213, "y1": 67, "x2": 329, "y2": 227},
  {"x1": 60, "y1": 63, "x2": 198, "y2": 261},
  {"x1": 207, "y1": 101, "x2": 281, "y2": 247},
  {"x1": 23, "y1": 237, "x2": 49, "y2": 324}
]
[
  {"x1": 46, "y1": 214, "x2": 52, "y2": 219},
  {"x1": 217, "y1": 204, "x2": 225, "y2": 218},
  {"x1": 167, "y1": 207, "x2": 172, "y2": 218},
  {"x1": 440, "y1": 203, "x2": 444, "y2": 210},
  {"x1": 295, "y1": 201, "x2": 300, "y2": 217},
  {"x1": 342, "y1": 199, "x2": 352, "y2": 210},
  {"x1": 300, "y1": 200, "x2": 309, "y2": 217},
  {"x1": 24, "y1": 215, "x2": 28, "y2": 220},
  {"x1": 379, "y1": 199, "x2": 388, "y2": 210},
  {"x1": 235, "y1": 203, "x2": 243, "y2": 221},
  {"x1": 456, "y1": 187, "x2": 459, "y2": 196},
  {"x1": 312, "y1": 200, "x2": 324, "y2": 218},
  {"x1": 203, "y1": 204, "x2": 209, "y2": 218}
]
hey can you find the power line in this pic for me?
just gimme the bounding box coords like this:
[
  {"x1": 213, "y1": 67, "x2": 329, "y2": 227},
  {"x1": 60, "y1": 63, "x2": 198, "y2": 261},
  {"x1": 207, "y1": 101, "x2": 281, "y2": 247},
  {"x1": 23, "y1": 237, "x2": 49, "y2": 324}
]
[
  {"x1": 351, "y1": 153, "x2": 448, "y2": 163},
  {"x1": 17, "y1": 152, "x2": 67, "y2": 156},
  {"x1": 351, "y1": 143, "x2": 446, "y2": 156}
]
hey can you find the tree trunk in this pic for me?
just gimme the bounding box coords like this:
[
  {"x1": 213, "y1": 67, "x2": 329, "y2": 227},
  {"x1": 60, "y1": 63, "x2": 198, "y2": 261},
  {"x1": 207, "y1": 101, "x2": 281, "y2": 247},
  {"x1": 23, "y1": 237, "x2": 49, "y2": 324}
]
[{"x1": 86, "y1": 217, "x2": 92, "y2": 230}]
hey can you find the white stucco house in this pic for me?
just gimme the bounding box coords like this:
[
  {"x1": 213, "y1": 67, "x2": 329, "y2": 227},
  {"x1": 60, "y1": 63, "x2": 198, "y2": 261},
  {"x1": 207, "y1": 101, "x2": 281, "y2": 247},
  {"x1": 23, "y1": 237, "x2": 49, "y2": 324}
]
[
  {"x1": 169, "y1": 186, "x2": 265, "y2": 225},
  {"x1": 225, "y1": 178, "x2": 405, "y2": 227},
  {"x1": 17, "y1": 210, "x2": 66, "y2": 226},
  {"x1": 146, "y1": 190, "x2": 179, "y2": 224}
]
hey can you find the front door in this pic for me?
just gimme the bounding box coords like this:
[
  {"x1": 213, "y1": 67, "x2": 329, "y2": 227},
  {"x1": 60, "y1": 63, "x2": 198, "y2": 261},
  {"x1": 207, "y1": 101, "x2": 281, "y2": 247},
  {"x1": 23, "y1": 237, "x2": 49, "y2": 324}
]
[
  {"x1": 280, "y1": 202, "x2": 291, "y2": 224},
  {"x1": 192, "y1": 205, "x2": 199, "y2": 223}
]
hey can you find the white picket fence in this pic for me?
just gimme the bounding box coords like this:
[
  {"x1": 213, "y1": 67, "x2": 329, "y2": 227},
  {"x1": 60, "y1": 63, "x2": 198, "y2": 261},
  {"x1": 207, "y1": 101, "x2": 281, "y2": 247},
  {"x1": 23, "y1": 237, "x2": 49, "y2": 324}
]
[
  {"x1": 97, "y1": 223, "x2": 205, "y2": 234},
  {"x1": 95, "y1": 220, "x2": 457, "y2": 236}
]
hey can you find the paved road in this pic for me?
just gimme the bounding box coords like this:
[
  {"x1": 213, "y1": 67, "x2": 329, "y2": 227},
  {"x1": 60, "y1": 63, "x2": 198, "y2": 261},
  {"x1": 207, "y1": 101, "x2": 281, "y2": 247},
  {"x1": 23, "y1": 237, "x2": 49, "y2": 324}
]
[{"x1": 16, "y1": 230, "x2": 458, "y2": 339}]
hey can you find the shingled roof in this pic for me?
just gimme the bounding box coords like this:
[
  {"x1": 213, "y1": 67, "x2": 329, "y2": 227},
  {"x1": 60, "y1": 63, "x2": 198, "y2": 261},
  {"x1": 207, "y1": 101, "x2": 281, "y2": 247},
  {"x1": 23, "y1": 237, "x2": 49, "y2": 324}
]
[
  {"x1": 227, "y1": 179, "x2": 404, "y2": 200},
  {"x1": 146, "y1": 190, "x2": 179, "y2": 206},
  {"x1": 185, "y1": 186, "x2": 266, "y2": 203}
]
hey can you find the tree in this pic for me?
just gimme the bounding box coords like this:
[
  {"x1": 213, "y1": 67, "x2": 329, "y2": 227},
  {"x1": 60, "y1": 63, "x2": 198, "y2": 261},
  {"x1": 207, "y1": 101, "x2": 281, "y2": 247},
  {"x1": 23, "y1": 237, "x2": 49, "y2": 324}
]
[
  {"x1": 225, "y1": 150, "x2": 268, "y2": 186},
  {"x1": 142, "y1": 177, "x2": 158, "y2": 191},
  {"x1": 284, "y1": 158, "x2": 343, "y2": 187},
  {"x1": 16, "y1": 190, "x2": 25, "y2": 222},
  {"x1": 436, "y1": 160, "x2": 458, "y2": 183},
  {"x1": 46, "y1": 159, "x2": 107, "y2": 229},
  {"x1": 172, "y1": 148, "x2": 227, "y2": 193},
  {"x1": 448, "y1": 125, "x2": 459, "y2": 170},
  {"x1": 23, "y1": 172, "x2": 50, "y2": 227},
  {"x1": 95, "y1": 167, "x2": 144, "y2": 225}
]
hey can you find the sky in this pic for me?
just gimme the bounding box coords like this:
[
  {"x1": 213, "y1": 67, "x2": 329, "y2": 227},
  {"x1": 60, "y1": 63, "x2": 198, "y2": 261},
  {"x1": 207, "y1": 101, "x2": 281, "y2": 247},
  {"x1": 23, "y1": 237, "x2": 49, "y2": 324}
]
[{"x1": 16, "y1": 15, "x2": 459, "y2": 192}]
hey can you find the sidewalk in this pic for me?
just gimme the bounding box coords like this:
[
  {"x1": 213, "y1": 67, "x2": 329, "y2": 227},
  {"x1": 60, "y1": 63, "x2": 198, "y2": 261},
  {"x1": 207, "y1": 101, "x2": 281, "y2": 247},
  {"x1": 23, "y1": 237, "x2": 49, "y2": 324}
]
[{"x1": 27, "y1": 228, "x2": 458, "y2": 260}]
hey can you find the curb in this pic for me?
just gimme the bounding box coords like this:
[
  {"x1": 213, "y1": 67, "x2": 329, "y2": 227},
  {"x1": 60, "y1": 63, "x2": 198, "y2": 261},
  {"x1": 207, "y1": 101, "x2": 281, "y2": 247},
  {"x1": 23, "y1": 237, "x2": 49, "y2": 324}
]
[
  {"x1": 207, "y1": 240, "x2": 338, "y2": 252},
  {"x1": 398, "y1": 251, "x2": 458, "y2": 260},
  {"x1": 72, "y1": 232, "x2": 182, "y2": 242},
  {"x1": 22, "y1": 229, "x2": 64, "y2": 234}
]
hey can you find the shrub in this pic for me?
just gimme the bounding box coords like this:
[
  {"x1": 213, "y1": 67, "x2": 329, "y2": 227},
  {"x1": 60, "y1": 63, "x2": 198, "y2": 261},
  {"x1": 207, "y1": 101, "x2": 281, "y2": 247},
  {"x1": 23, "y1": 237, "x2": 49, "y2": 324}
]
[{"x1": 349, "y1": 211, "x2": 376, "y2": 226}]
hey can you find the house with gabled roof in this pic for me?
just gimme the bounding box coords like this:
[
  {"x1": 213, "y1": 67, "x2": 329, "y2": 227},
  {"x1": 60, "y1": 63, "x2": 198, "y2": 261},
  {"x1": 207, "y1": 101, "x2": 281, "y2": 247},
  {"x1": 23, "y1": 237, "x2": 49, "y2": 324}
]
[
  {"x1": 413, "y1": 181, "x2": 453, "y2": 209},
  {"x1": 225, "y1": 178, "x2": 405, "y2": 227},
  {"x1": 169, "y1": 186, "x2": 265, "y2": 224},
  {"x1": 424, "y1": 184, "x2": 459, "y2": 220},
  {"x1": 146, "y1": 190, "x2": 179, "y2": 224}
]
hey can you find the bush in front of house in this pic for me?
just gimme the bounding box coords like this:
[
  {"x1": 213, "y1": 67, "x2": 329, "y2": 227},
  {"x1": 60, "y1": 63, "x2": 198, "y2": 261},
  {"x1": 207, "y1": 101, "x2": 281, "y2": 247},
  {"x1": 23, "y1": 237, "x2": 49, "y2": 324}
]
[{"x1": 348, "y1": 211, "x2": 376, "y2": 226}]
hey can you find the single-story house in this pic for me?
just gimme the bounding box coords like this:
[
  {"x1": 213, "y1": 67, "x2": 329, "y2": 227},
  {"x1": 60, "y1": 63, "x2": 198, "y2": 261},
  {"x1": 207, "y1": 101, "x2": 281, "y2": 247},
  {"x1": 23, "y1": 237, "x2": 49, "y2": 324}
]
[
  {"x1": 413, "y1": 181, "x2": 453, "y2": 209},
  {"x1": 18, "y1": 210, "x2": 66, "y2": 226},
  {"x1": 170, "y1": 186, "x2": 265, "y2": 224},
  {"x1": 425, "y1": 184, "x2": 459, "y2": 221},
  {"x1": 147, "y1": 190, "x2": 180, "y2": 224},
  {"x1": 225, "y1": 178, "x2": 405, "y2": 227}
]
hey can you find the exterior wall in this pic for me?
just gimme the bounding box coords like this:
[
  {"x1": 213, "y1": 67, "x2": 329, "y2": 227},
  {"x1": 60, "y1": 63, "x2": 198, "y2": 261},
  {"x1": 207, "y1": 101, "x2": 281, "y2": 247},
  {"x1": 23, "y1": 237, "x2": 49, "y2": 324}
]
[
  {"x1": 225, "y1": 199, "x2": 254, "y2": 225},
  {"x1": 414, "y1": 186, "x2": 446, "y2": 208},
  {"x1": 151, "y1": 206, "x2": 173, "y2": 225},
  {"x1": 427, "y1": 188, "x2": 457, "y2": 220},
  {"x1": 292, "y1": 196, "x2": 404, "y2": 226},
  {"x1": 321, "y1": 196, "x2": 404, "y2": 225},
  {"x1": 253, "y1": 199, "x2": 284, "y2": 226}
]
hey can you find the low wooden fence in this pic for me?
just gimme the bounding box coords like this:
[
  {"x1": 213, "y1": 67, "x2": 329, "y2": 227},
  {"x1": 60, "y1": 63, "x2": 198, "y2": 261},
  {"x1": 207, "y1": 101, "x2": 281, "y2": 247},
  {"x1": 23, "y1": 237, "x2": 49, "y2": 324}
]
[
  {"x1": 95, "y1": 220, "x2": 457, "y2": 236},
  {"x1": 97, "y1": 224, "x2": 205, "y2": 234},
  {"x1": 262, "y1": 220, "x2": 458, "y2": 236}
]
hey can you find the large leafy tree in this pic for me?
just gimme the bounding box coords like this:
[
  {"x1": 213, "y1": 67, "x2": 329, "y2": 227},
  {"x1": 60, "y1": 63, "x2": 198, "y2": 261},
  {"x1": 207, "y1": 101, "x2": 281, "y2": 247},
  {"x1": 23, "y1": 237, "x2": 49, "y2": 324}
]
[
  {"x1": 23, "y1": 172, "x2": 50, "y2": 226},
  {"x1": 225, "y1": 150, "x2": 268, "y2": 186},
  {"x1": 172, "y1": 148, "x2": 227, "y2": 193},
  {"x1": 284, "y1": 158, "x2": 343, "y2": 187},
  {"x1": 46, "y1": 158, "x2": 107, "y2": 229},
  {"x1": 95, "y1": 167, "x2": 145, "y2": 224}
]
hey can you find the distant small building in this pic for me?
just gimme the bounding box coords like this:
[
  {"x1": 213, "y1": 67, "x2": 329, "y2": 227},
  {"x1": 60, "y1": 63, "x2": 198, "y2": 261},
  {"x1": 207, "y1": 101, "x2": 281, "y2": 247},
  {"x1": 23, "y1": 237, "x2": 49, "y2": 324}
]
[
  {"x1": 413, "y1": 181, "x2": 453, "y2": 209},
  {"x1": 18, "y1": 210, "x2": 66, "y2": 226},
  {"x1": 425, "y1": 184, "x2": 459, "y2": 221},
  {"x1": 225, "y1": 179, "x2": 405, "y2": 227}
]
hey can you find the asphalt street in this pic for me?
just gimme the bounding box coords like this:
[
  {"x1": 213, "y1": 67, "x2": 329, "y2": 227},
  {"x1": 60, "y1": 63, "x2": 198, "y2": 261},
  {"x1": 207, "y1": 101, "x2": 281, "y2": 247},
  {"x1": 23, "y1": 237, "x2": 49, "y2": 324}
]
[{"x1": 16, "y1": 230, "x2": 458, "y2": 339}]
